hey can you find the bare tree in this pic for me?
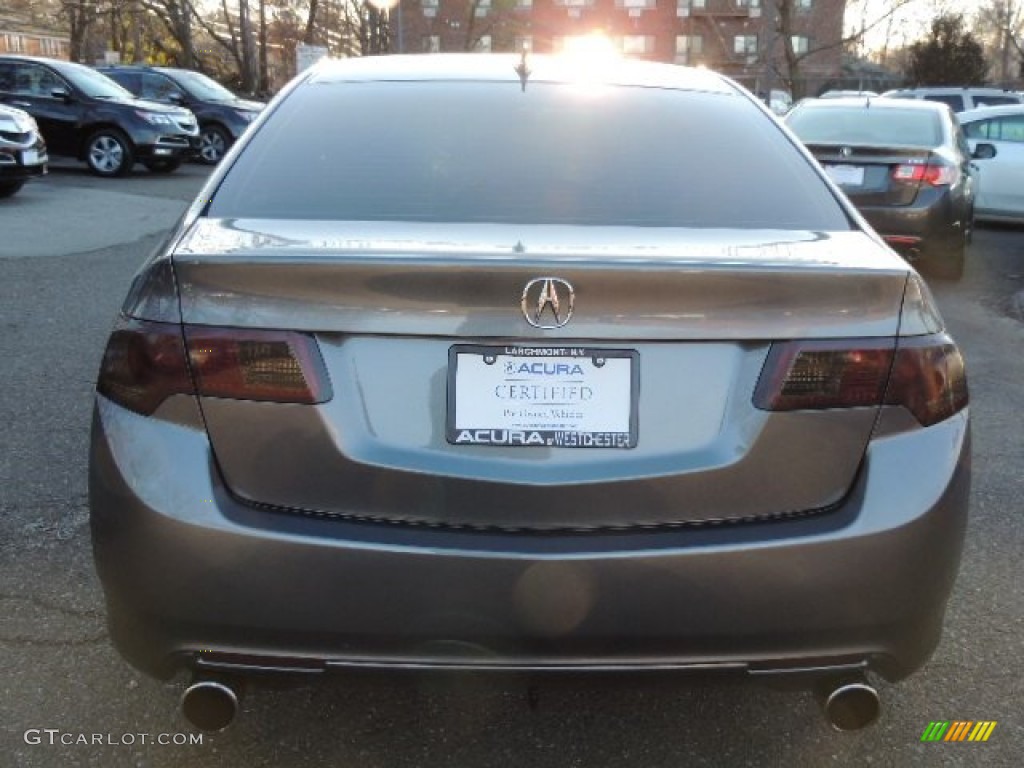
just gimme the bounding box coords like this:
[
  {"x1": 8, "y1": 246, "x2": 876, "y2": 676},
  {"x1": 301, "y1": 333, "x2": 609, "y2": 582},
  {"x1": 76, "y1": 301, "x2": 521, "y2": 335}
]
[{"x1": 765, "y1": 0, "x2": 922, "y2": 98}]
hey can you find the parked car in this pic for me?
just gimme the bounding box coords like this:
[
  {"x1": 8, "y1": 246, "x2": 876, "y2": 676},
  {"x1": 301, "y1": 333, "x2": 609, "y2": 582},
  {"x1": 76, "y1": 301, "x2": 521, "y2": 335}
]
[
  {"x1": 818, "y1": 89, "x2": 879, "y2": 99},
  {"x1": 785, "y1": 96, "x2": 987, "y2": 279},
  {"x1": 957, "y1": 104, "x2": 1024, "y2": 223},
  {"x1": 882, "y1": 86, "x2": 1024, "y2": 113},
  {"x1": 91, "y1": 54, "x2": 970, "y2": 734},
  {"x1": 98, "y1": 65, "x2": 264, "y2": 164},
  {"x1": 0, "y1": 55, "x2": 198, "y2": 176},
  {"x1": 0, "y1": 102, "x2": 46, "y2": 197}
]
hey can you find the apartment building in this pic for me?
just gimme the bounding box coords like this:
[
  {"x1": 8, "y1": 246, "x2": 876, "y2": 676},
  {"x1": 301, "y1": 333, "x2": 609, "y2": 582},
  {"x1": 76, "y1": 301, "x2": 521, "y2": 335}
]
[{"x1": 394, "y1": 0, "x2": 845, "y2": 89}]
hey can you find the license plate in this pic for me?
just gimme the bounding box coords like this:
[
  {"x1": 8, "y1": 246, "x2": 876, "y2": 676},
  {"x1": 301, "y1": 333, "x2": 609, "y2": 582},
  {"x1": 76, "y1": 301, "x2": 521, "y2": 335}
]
[
  {"x1": 447, "y1": 345, "x2": 638, "y2": 448},
  {"x1": 22, "y1": 149, "x2": 39, "y2": 166},
  {"x1": 824, "y1": 164, "x2": 864, "y2": 186}
]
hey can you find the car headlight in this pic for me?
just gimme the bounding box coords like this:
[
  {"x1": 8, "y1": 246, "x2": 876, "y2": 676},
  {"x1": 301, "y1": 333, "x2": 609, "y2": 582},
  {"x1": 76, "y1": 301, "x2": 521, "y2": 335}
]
[
  {"x1": 135, "y1": 111, "x2": 176, "y2": 126},
  {"x1": 13, "y1": 113, "x2": 39, "y2": 133}
]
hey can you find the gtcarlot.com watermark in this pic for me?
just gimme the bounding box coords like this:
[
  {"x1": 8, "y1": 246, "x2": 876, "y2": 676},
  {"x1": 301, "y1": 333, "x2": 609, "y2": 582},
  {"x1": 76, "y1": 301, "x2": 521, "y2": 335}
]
[{"x1": 24, "y1": 729, "x2": 203, "y2": 746}]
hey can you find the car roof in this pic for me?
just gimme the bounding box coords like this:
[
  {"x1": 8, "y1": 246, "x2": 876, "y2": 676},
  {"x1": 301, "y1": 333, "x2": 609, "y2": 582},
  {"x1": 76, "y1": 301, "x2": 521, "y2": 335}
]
[
  {"x1": 307, "y1": 53, "x2": 735, "y2": 94},
  {"x1": 957, "y1": 103, "x2": 1024, "y2": 121},
  {"x1": 884, "y1": 86, "x2": 1019, "y2": 96},
  {"x1": 793, "y1": 96, "x2": 950, "y2": 112}
]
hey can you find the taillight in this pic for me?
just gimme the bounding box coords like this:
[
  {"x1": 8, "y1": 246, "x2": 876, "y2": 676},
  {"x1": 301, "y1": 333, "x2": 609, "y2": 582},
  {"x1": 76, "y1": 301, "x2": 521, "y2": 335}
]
[
  {"x1": 754, "y1": 339, "x2": 895, "y2": 412},
  {"x1": 754, "y1": 334, "x2": 967, "y2": 426},
  {"x1": 96, "y1": 318, "x2": 192, "y2": 416},
  {"x1": 883, "y1": 335, "x2": 967, "y2": 426},
  {"x1": 892, "y1": 163, "x2": 957, "y2": 186},
  {"x1": 96, "y1": 318, "x2": 332, "y2": 415},
  {"x1": 184, "y1": 327, "x2": 331, "y2": 404}
]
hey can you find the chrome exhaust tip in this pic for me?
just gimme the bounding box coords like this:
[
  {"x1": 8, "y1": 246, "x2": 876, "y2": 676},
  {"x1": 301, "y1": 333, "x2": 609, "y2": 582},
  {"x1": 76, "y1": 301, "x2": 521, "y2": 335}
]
[
  {"x1": 181, "y1": 677, "x2": 240, "y2": 732},
  {"x1": 823, "y1": 680, "x2": 880, "y2": 731}
]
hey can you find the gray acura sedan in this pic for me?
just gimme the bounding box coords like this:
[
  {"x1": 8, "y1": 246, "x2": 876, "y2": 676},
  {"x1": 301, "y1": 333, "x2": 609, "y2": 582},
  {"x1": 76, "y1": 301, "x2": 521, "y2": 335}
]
[{"x1": 89, "y1": 54, "x2": 970, "y2": 733}]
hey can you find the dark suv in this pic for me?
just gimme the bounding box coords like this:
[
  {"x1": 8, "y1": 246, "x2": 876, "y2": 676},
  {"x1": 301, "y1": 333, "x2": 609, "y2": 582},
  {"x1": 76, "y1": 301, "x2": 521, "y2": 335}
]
[
  {"x1": 99, "y1": 65, "x2": 264, "y2": 164},
  {"x1": 0, "y1": 55, "x2": 198, "y2": 177}
]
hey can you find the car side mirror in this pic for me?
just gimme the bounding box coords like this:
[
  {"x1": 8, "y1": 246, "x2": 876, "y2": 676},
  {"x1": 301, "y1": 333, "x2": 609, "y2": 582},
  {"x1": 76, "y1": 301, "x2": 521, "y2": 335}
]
[
  {"x1": 972, "y1": 143, "x2": 996, "y2": 160},
  {"x1": 51, "y1": 87, "x2": 70, "y2": 102},
  {"x1": 167, "y1": 92, "x2": 185, "y2": 105}
]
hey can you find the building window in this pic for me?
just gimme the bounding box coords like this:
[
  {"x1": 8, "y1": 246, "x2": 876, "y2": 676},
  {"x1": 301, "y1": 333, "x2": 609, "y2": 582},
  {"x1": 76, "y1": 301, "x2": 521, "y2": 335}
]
[
  {"x1": 734, "y1": 35, "x2": 758, "y2": 55},
  {"x1": 515, "y1": 0, "x2": 533, "y2": 7},
  {"x1": 796, "y1": 0, "x2": 812, "y2": 8},
  {"x1": 617, "y1": 0, "x2": 656, "y2": 9},
  {"x1": 735, "y1": 0, "x2": 760, "y2": 7},
  {"x1": 514, "y1": 35, "x2": 533, "y2": 51},
  {"x1": 474, "y1": 35, "x2": 492, "y2": 52},
  {"x1": 790, "y1": 36, "x2": 810, "y2": 55},
  {"x1": 5, "y1": 34, "x2": 25, "y2": 54},
  {"x1": 423, "y1": 35, "x2": 441, "y2": 53},
  {"x1": 675, "y1": 35, "x2": 703, "y2": 59},
  {"x1": 621, "y1": 35, "x2": 654, "y2": 56},
  {"x1": 475, "y1": 0, "x2": 491, "y2": 17},
  {"x1": 555, "y1": 0, "x2": 596, "y2": 7}
]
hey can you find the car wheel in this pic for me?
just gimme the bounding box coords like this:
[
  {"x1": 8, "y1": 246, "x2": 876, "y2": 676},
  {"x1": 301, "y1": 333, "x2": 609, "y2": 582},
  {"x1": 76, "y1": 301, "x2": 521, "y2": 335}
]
[
  {"x1": 0, "y1": 180, "x2": 25, "y2": 198},
  {"x1": 86, "y1": 129, "x2": 134, "y2": 177},
  {"x1": 198, "y1": 125, "x2": 230, "y2": 165},
  {"x1": 144, "y1": 158, "x2": 182, "y2": 174}
]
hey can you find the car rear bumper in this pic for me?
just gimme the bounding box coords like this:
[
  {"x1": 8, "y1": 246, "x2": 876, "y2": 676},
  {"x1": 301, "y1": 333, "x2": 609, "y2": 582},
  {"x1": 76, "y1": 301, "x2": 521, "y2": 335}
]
[
  {"x1": 856, "y1": 188, "x2": 965, "y2": 257},
  {"x1": 89, "y1": 397, "x2": 970, "y2": 684}
]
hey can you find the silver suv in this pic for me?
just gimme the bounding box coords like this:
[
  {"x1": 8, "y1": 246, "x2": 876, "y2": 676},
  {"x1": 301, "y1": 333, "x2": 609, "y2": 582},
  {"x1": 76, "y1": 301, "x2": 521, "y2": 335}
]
[{"x1": 882, "y1": 86, "x2": 1024, "y2": 113}]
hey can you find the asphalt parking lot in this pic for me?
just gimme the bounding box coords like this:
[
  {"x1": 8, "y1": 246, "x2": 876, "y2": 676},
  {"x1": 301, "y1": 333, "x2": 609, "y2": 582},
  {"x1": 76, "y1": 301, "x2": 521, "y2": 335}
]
[{"x1": 1, "y1": 164, "x2": 1022, "y2": 767}]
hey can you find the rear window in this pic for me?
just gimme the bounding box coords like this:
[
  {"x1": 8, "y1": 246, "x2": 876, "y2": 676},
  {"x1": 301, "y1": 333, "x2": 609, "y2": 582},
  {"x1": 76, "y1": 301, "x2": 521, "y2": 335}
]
[
  {"x1": 786, "y1": 106, "x2": 943, "y2": 148},
  {"x1": 972, "y1": 95, "x2": 1020, "y2": 108},
  {"x1": 208, "y1": 81, "x2": 851, "y2": 230},
  {"x1": 923, "y1": 94, "x2": 964, "y2": 112}
]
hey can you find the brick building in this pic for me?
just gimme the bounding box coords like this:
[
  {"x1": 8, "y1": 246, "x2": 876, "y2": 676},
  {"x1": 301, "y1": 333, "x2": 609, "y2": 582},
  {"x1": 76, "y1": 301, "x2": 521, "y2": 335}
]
[
  {"x1": 391, "y1": 0, "x2": 845, "y2": 93},
  {"x1": 0, "y1": 13, "x2": 69, "y2": 59}
]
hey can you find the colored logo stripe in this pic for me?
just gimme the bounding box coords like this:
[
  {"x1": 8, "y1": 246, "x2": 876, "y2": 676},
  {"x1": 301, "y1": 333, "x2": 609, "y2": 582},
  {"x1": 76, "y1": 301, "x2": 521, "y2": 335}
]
[
  {"x1": 945, "y1": 721, "x2": 972, "y2": 741},
  {"x1": 921, "y1": 722, "x2": 949, "y2": 742},
  {"x1": 969, "y1": 722, "x2": 997, "y2": 742},
  {"x1": 921, "y1": 721, "x2": 996, "y2": 742}
]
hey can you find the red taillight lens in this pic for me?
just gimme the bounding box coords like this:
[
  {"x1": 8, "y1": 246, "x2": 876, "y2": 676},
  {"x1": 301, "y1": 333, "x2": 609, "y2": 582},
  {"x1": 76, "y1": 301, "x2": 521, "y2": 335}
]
[
  {"x1": 97, "y1": 319, "x2": 332, "y2": 415},
  {"x1": 884, "y1": 335, "x2": 967, "y2": 426},
  {"x1": 892, "y1": 163, "x2": 957, "y2": 186},
  {"x1": 754, "y1": 339, "x2": 895, "y2": 411},
  {"x1": 184, "y1": 327, "x2": 331, "y2": 404},
  {"x1": 754, "y1": 334, "x2": 968, "y2": 426},
  {"x1": 96, "y1": 318, "x2": 192, "y2": 416}
]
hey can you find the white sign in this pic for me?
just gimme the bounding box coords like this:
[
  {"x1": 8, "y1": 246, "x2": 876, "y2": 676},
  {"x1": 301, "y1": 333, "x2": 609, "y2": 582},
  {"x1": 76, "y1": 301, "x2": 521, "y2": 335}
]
[{"x1": 295, "y1": 45, "x2": 328, "y2": 74}]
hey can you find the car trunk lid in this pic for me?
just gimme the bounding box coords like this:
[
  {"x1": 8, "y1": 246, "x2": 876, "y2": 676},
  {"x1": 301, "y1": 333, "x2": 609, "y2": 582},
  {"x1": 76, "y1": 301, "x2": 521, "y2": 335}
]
[{"x1": 171, "y1": 219, "x2": 909, "y2": 531}]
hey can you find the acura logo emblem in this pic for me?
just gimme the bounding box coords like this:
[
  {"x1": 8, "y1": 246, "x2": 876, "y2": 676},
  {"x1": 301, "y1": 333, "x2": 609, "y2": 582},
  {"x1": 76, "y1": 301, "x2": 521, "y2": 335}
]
[{"x1": 521, "y1": 277, "x2": 574, "y2": 329}]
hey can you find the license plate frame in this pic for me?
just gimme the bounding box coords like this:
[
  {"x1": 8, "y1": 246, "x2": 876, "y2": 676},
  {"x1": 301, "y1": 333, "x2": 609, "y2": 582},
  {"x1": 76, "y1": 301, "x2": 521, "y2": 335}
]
[
  {"x1": 446, "y1": 345, "x2": 639, "y2": 449},
  {"x1": 824, "y1": 164, "x2": 865, "y2": 186}
]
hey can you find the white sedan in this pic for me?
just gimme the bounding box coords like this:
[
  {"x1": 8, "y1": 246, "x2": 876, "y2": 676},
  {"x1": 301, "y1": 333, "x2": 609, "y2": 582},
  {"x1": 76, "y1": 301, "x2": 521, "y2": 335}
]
[{"x1": 959, "y1": 104, "x2": 1024, "y2": 222}]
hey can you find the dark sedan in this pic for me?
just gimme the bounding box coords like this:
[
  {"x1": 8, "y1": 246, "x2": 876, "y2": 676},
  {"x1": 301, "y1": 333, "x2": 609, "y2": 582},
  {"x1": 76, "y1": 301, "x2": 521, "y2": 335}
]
[
  {"x1": 0, "y1": 55, "x2": 198, "y2": 176},
  {"x1": 785, "y1": 97, "x2": 991, "y2": 280}
]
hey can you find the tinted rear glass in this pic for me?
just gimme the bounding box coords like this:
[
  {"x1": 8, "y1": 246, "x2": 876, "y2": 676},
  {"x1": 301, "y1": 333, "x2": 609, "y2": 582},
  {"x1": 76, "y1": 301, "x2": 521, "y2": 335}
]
[
  {"x1": 209, "y1": 81, "x2": 851, "y2": 230},
  {"x1": 787, "y1": 106, "x2": 943, "y2": 148}
]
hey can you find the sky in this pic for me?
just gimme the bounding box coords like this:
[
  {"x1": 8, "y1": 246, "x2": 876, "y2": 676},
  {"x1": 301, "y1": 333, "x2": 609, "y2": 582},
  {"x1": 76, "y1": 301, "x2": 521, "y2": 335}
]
[{"x1": 846, "y1": 0, "x2": 988, "y2": 56}]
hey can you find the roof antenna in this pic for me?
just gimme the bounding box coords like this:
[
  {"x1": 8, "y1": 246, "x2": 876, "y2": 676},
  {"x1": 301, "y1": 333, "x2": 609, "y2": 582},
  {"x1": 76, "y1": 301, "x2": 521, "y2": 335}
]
[{"x1": 514, "y1": 46, "x2": 531, "y2": 93}]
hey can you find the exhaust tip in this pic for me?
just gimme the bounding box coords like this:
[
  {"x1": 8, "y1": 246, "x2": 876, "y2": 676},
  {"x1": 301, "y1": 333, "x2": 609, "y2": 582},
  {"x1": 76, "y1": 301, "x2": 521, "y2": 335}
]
[
  {"x1": 181, "y1": 679, "x2": 239, "y2": 732},
  {"x1": 824, "y1": 681, "x2": 880, "y2": 731}
]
